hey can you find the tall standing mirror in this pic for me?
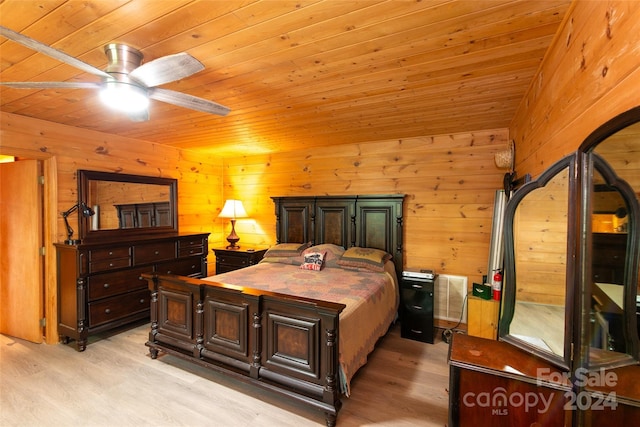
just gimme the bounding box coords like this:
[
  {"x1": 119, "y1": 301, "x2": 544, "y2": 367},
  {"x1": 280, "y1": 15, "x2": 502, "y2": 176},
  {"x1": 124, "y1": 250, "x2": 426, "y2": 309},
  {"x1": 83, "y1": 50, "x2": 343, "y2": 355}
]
[
  {"x1": 584, "y1": 118, "x2": 640, "y2": 369},
  {"x1": 499, "y1": 106, "x2": 640, "y2": 373},
  {"x1": 499, "y1": 155, "x2": 576, "y2": 369}
]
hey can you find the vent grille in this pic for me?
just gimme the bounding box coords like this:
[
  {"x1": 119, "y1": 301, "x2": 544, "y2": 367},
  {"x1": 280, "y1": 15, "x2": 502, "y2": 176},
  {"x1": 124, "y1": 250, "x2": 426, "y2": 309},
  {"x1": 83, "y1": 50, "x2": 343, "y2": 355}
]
[{"x1": 434, "y1": 274, "x2": 468, "y2": 323}]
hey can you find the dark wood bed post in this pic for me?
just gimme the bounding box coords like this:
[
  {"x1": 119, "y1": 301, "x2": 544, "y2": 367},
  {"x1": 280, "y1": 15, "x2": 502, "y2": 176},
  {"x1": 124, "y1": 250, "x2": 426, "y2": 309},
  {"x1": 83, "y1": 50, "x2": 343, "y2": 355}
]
[
  {"x1": 310, "y1": 200, "x2": 316, "y2": 245},
  {"x1": 194, "y1": 298, "x2": 204, "y2": 358},
  {"x1": 395, "y1": 212, "x2": 404, "y2": 275},
  {"x1": 274, "y1": 201, "x2": 281, "y2": 244},
  {"x1": 323, "y1": 323, "x2": 341, "y2": 427},
  {"x1": 148, "y1": 274, "x2": 159, "y2": 359},
  {"x1": 250, "y1": 311, "x2": 262, "y2": 378}
]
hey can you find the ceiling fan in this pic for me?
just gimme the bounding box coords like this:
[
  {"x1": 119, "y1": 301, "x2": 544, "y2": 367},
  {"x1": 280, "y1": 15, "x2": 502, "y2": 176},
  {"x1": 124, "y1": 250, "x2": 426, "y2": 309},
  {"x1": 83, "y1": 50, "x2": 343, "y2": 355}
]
[{"x1": 0, "y1": 25, "x2": 230, "y2": 121}]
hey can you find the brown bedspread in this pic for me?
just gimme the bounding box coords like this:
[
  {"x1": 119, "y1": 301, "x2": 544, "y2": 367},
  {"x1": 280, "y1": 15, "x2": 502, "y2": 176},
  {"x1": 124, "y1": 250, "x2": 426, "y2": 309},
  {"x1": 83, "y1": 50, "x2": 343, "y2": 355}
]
[{"x1": 203, "y1": 261, "x2": 399, "y2": 395}]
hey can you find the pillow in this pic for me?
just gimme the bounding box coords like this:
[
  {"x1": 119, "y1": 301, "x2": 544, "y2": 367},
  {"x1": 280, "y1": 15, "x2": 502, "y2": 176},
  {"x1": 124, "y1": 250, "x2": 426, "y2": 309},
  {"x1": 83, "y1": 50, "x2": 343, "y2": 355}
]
[
  {"x1": 259, "y1": 255, "x2": 304, "y2": 266},
  {"x1": 337, "y1": 247, "x2": 392, "y2": 272},
  {"x1": 263, "y1": 242, "x2": 310, "y2": 258},
  {"x1": 302, "y1": 244, "x2": 345, "y2": 268},
  {"x1": 300, "y1": 251, "x2": 326, "y2": 271}
]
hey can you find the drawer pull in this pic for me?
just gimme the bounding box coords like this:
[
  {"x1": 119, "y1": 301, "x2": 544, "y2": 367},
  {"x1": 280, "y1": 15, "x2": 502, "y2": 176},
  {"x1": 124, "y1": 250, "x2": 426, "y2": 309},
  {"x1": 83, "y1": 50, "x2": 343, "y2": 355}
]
[
  {"x1": 412, "y1": 305, "x2": 423, "y2": 310},
  {"x1": 103, "y1": 283, "x2": 110, "y2": 289},
  {"x1": 140, "y1": 299, "x2": 146, "y2": 304},
  {"x1": 105, "y1": 308, "x2": 111, "y2": 314},
  {"x1": 109, "y1": 262, "x2": 114, "y2": 267},
  {"x1": 138, "y1": 276, "x2": 143, "y2": 280},
  {"x1": 189, "y1": 249, "x2": 194, "y2": 254},
  {"x1": 411, "y1": 284, "x2": 423, "y2": 289},
  {"x1": 108, "y1": 251, "x2": 113, "y2": 256},
  {"x1": 410, "y1": 329, "x2": 423, "y2": 334},
  {"x1": 167, "y1": 270, "x2": 172, "y2": 274},
  {"x1": 154, "y1": 250, "x2": 160, "y2": 255}
]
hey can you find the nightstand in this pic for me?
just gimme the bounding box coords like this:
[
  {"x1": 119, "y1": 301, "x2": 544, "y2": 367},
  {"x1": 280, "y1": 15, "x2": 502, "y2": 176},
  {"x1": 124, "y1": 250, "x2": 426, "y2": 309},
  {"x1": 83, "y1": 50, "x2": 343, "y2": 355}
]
[
  {"x1": 399, "y1": 274, "x2": 435, "y2": 343},
  {"x1": 212, "y1": 247, "x2": 267, "y2": 274}
]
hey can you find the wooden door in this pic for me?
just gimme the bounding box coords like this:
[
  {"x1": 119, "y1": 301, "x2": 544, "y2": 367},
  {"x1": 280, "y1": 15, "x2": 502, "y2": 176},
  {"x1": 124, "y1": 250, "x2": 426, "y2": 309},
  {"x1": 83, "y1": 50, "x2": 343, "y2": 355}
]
[{"x1": 0, "y1": 160, "x2": 44, "y2": 343}]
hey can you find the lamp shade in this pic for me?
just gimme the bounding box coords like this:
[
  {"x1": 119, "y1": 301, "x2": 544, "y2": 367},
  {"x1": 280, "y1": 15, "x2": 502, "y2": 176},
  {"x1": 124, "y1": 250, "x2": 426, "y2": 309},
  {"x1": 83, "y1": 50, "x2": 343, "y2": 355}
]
[{"x1": 218, "y1": 199, "x2": 248, "y2": 219}]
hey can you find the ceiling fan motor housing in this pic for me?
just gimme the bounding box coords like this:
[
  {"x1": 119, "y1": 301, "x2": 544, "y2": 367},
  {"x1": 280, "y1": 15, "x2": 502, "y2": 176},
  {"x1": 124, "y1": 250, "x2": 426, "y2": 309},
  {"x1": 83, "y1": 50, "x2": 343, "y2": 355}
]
[{"x1": 104, "y1": 43, "x2": 143, "y2": 75}]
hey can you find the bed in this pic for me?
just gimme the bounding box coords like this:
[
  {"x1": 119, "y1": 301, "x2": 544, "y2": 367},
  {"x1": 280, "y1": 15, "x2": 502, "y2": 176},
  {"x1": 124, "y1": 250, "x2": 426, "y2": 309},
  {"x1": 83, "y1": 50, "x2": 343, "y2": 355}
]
[{"x1": 143, "y1": 195, "x2": 404, "y2": 426}]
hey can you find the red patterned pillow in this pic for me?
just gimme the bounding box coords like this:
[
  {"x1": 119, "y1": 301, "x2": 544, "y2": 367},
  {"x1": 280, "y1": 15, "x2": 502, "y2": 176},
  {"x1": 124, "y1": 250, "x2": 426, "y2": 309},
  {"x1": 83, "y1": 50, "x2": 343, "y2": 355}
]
[
  {"x1": 300, "y1": 251, "x2": 326, "y2": 271},
  {"x1": 302, "y1": 244, "x2": 345, "y2": 268}
]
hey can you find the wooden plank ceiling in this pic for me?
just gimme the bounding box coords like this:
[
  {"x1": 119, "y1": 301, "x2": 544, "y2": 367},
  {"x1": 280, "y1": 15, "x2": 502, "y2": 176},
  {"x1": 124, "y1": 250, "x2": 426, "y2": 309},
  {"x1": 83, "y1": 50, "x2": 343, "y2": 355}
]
[{"x1": 0, "y1": 0, "x2": 571, "y2": 157}]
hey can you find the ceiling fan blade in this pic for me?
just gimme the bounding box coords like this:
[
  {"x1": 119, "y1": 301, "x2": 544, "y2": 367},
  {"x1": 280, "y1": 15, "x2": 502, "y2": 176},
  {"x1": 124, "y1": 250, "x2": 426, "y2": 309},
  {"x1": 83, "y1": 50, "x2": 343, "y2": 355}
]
[
  {"x1": 0, "y1": 25, "x2": 111, "y2": 79},
  {"x1": 129, "y1": 52, "x2": 204, "y2": 88},
  {"x1": 149, "y1": 88, "x2": 230, "y2": 116},
  {"x1": 0, "y1": 81, "x2": 101, "y2": 89}
]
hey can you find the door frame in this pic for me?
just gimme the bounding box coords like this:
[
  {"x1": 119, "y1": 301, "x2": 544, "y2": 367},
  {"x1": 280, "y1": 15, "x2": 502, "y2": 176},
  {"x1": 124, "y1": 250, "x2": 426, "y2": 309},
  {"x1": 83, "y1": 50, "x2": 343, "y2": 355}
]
[
  {"x1": 42, "y1": 157, "x2": 58, "y2": 344},
  {"x1": 1, "y1": 150, "x2": 59, "y2": 344}
]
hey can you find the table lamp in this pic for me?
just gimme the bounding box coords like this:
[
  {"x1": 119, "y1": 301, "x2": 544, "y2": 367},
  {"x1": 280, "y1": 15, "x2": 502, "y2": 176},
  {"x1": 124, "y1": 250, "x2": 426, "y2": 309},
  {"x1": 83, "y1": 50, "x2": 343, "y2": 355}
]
[{"x1": 218, "y1": 199, "x2": 248, "y2": 249}]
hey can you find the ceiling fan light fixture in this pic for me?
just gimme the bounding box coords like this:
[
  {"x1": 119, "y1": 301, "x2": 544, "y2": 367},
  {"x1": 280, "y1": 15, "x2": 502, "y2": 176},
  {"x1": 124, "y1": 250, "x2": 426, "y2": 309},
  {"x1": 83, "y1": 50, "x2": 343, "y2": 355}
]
[{"x1": 99, "y1": 80, "x2": 149, "y2": 113}]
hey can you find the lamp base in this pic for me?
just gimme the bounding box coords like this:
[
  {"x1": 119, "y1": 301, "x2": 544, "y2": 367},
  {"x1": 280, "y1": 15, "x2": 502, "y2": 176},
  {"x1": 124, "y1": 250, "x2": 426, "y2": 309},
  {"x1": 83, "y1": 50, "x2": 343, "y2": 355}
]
[
  {"x1": 225, "y1": 219, "x2": 241, "y2": 250},
  {"x1": 225, "y1": 237, "x2": 240, "y2": 249},
  {"x1": 64, "y1": 239, "x2": 81, "y2": 245}
]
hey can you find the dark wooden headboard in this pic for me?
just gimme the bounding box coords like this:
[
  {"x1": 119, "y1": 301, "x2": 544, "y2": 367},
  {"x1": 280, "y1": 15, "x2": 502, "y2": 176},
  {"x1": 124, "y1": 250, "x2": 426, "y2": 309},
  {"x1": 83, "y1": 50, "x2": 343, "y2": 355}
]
[{"x1": 271, "y1": 195, "x2": 405, "y2": 273}]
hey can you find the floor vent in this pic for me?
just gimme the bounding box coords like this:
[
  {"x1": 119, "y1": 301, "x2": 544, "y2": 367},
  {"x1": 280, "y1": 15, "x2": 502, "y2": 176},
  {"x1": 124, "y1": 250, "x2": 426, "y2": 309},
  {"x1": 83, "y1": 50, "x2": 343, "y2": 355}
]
[{"x1": 434, "y1": 274, "x2": 468, "y2": 324}]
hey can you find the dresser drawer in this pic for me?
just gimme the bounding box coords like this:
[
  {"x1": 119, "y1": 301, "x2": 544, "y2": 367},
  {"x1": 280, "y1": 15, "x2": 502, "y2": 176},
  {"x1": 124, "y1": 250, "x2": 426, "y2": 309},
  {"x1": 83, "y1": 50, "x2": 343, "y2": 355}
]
[
  {"x1": 179, "y1": 237, "x2": 205, "y2": 249},
  {"x1": 89, "y1": 246, "x2": 132, "y2": 261},
  {"x1": 217, "y1": 253, "x2": 250, "y2": 268},
  {"x1": 178, "y1": 237, "x2": 206, "y2": 258},
  {"x1": 88, "y1": 289, "x2": 150, "y2": 327},
  {"x1": 87, "y1": 267, "x2": 151, "y2": 301},
  {"x1": 156, "y1": 257, "x2": 203, "y2": 277},
  {"x1": 134, "y1": 241, "x2": 176, "y2": 264},
  {"x1": 88, "y1": 246, "x2": 132, "y2": 273},
  {"x1": 89, "y1": 257, "x2": 132, "y2": 273},
  {"x1": 178, "y1": 245, "x2": 204, "y2": 258}
]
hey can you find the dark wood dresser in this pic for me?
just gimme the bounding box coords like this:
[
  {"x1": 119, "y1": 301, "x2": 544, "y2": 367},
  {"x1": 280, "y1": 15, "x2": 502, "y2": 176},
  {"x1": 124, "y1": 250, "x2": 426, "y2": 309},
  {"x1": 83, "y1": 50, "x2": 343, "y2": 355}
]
[
  {"x1": 449, "y1": 334, "x2": 640, "y2": 426},
  {"x1": 55, "y1": 232, "x2": 209, "y2": 351},
  {"x1": 592, "y1": 232, "x2": 627, "y2": 284}
]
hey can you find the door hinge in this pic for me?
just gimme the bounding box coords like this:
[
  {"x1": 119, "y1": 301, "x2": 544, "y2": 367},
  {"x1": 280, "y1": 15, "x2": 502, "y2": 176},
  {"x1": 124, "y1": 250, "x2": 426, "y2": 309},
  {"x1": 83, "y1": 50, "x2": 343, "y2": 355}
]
[
  {"x1": 40, "y1": 318, "x2": 46, "y2": 327},
  {"x1": 39, "y1": 175, "x2": 45, "y2": 185},
  {"x1": 40, "y1": 246, "x2": 46, "y2": 256},
  {"x1": 570, "y1": 342, "x2": 574, "y2": 361}
]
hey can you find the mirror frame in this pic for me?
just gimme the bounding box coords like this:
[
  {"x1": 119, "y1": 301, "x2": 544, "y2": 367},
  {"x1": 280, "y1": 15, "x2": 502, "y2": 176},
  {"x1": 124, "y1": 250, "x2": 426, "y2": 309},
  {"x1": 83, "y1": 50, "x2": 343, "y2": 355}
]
[
  {"x1": 500, "y1": 106, "x2": 640, "y2": 372},
  {"x1": 578, "y1": 106, "x2": 640, "y2": 369},
  {"x1": 499, "y1": 153, "x2": 578, "y2": 370},
  {"x1": 77, "y1": 169, "x2": 178, "y2": 242}
]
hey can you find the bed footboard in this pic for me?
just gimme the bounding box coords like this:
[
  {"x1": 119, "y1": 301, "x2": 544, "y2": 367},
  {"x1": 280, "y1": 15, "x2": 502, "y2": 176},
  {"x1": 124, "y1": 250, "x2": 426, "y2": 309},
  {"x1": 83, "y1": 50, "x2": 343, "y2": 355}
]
[{"x1": 144, "y1": 273, "x2": 346, "y2": 426}]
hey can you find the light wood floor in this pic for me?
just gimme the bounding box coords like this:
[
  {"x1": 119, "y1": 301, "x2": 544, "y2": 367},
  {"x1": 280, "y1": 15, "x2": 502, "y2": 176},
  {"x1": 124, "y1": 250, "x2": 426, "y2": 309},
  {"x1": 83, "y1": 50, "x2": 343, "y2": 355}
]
[{"x1": 1, "y1": 323, "x2": 450, "y2": 426}]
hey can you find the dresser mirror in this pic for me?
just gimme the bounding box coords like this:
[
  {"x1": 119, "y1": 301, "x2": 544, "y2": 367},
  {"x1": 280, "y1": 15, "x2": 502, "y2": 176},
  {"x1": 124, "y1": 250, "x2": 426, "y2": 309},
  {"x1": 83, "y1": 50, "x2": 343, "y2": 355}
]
[
  {"x1": 499, "y1": 155, "x2": 576, "y2": 369},
  {"x1": 584, "y1": 116, "x2": 640, "y2": 369},
  {"x1": 78, "y1": 170, "x2": 178, "y2": 242},
  {"x1": 500, "y1": 106, "x2": 640, "y2": 371}
]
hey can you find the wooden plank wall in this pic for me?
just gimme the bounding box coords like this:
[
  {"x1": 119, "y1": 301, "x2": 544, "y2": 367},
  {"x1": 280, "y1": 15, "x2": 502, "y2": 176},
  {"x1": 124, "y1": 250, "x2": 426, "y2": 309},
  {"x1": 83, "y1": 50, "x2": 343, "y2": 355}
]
[
  {"x1": 223, "y1": 129, "x2": 509, "y2": 284},
  {"x1": 511, "y1": 0, "x2": 640, "y2": 178},
  {"x1": 509, "y1": 1, "x2": 640, "y2": 305},
  {"x1": 0, "y1": 111, "x2": 223, "y2": 343},
  {"x1": 0, "y1": 112, "x2": 224, "y2": 246}
]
